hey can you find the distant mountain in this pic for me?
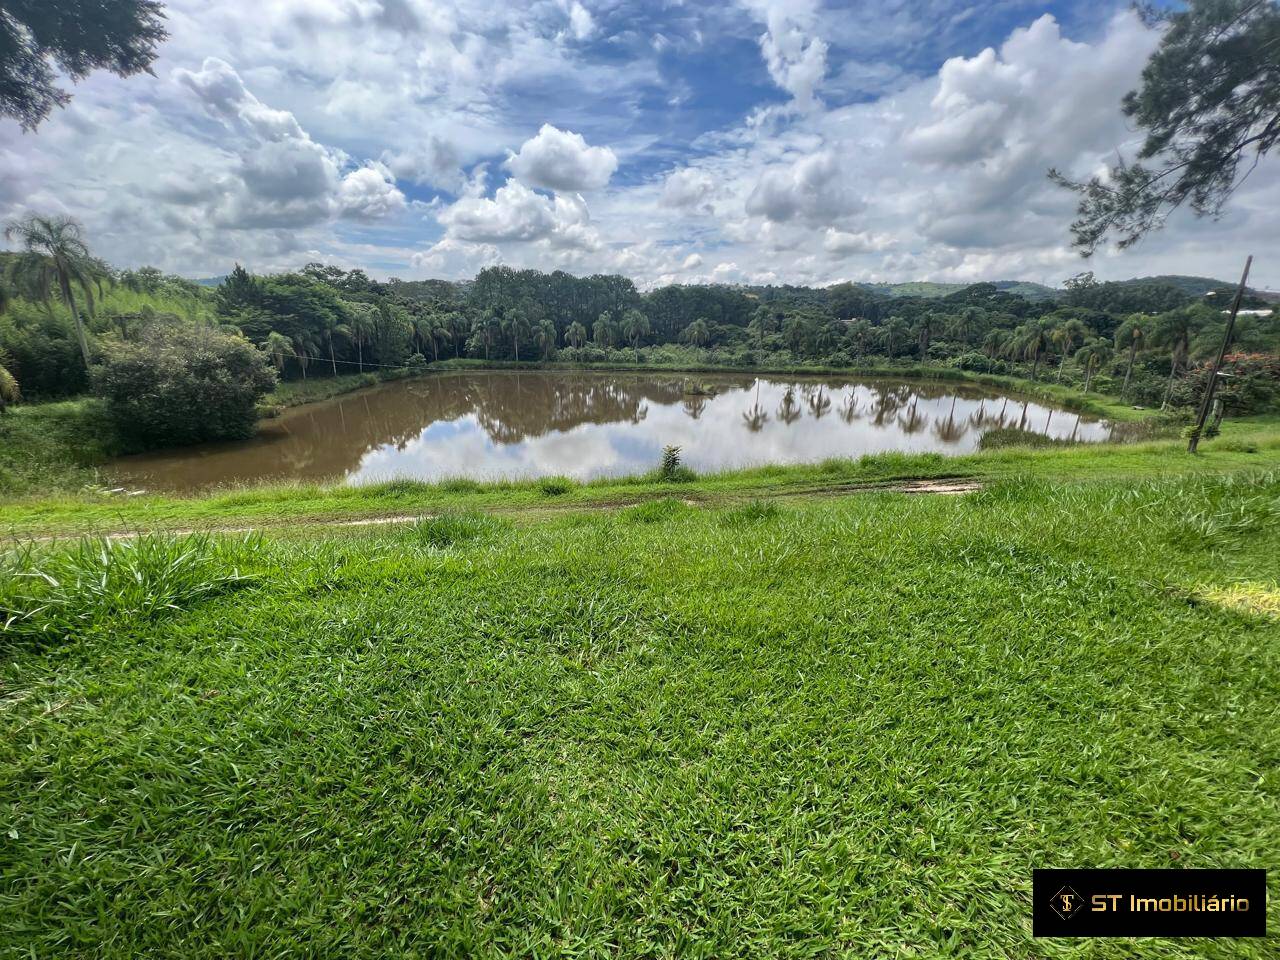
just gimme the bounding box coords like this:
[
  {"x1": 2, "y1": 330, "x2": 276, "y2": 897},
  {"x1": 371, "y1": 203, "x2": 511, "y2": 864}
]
[{"x1": 857, "y1": 280, "x2": 1059, "y2": 301}]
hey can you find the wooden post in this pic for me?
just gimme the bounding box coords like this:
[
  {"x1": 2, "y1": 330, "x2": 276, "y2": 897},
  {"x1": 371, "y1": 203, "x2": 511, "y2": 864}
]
[{"x1": 1188, "y1": 255, "x2": 1253, "y2": 454}]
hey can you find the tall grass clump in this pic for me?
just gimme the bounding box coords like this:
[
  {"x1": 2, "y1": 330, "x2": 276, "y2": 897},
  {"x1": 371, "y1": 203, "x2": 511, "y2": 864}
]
[
  {"x1": 719, "y1": 500, "x2": 782, "y2": 527},
  {"x1": 403, "y1": 513, "x2": 509, "y2": 549},
  {"x1": 1, "y1": 534, "x2": 260, "y2": 642},
  {"x1": 538, "y1": 476, "x2": 576, "y2": 497}
]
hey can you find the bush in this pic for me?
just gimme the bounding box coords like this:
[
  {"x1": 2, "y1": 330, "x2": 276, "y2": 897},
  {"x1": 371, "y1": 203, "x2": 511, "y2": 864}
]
[
  {"x1": 93, "y1": 325, "x2": 277, "y2": 447},
  {"x1": 949, "y1": 352, "x2": 1007, "y2": 374},
  {"x1": 1168, "y1": 353, "x2": 1280, "y2": 415}
]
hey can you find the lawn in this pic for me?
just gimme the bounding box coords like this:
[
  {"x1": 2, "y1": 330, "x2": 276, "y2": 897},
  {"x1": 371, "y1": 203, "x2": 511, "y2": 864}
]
[{"x1": 2, "y1": 470, "x2": 1277, "y2": 957}]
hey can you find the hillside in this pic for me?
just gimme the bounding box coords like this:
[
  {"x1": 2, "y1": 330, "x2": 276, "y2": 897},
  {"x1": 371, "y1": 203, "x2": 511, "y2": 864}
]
[{"x1": 858, "y1": 280, "x2": 1060, "y2": 301}]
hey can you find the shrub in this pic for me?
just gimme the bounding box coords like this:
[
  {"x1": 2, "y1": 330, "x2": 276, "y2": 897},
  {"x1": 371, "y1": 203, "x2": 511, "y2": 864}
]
[
  {"x1": 93, "y1": 325, "x2": 277, "y2": 447},
  {"x1": 1, "y1": 534, "x2": 259, "y2": 643},
  {"x1": 1168, "y1": 353, "x2": 1280, "y2": 415},
  {"x1": 660, "y1": 445, "x2": 682, "y2": 479}
]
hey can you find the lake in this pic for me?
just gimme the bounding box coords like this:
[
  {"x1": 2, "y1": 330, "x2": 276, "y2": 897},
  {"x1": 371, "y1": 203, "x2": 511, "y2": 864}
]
[{"x1": 106, "y1": 371, "x2": 1113, "y2": 492}]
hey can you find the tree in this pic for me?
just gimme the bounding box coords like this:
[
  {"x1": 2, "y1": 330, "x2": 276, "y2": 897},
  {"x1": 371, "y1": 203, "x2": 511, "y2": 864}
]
[
  {"x1": 915, "y1": 312, "x2": 942, "y2": 357},
  {"x1": 982, "y1": 329, "x2": 1007, "y2": 359},
  {"x1": 1114, "y1": 315, "x2": 1148, "y2": 395},
  {"x1": 1050, "y1": 317, "x2": 1089, "y2": 380},
  {"x1": 621, "y1": 308, "x2": 649, "y2": 357},
  {"x1": 0, "y1": 350, "x2": 19, "y2": 413},
  {"x1": 431, "y1": 320, "x2": 452, "y2": 362},
  {"x1": 593, "y1": 311, "x2": 615, "y2": 349},
  {"x1": 565, "y1": 320, "x2": 588, "y2": 349},
  {"x1": 846, "y1": 319, "x2": 874, "y2": 356},
  {"x1": 4, "y1": 215, "x2": 110, "y2": 366},
  {"x1": 1074, "y1": 339, "x2": 1113, "y2": 393},
  {"x1": 535, "y1": 318, "x2": 556, "y2": 359},
  {"x1": 501, "y1": 308, "x2": 528, "y2": 361},
  {"x1": 1, "y1": 0, "x2": 169, "y2": 129},
  {"x1": 263, "y1": 331, "x2": 292, "y2": 375},
  {"x1": 680, "y1": 318, "x2": 711, "y2": 348},
  {"x1": 1051, "y1": 1, "x2": 1280, "y2": 254},
  {"x1": 1150, "y1": 307, "x2": 1207, "y2": 407},
  {"x1": 1008, "y1": 320, "x2": 1054, "y2": 380},
  {"x1": 93, "y1": 324, "x2": 276, "y2": 447}
]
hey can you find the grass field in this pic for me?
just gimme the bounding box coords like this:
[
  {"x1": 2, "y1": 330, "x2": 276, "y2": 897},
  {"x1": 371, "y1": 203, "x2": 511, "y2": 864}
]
[
  {"x1": 1, "y1": 468, "x2": 1278, "y2": 957},
  {"x1": 2, "y1": 373, "x2": 1278, "y2": 956}
]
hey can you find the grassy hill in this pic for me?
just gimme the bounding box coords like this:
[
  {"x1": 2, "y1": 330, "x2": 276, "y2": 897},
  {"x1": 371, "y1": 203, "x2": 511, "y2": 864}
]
[{"x1": 858, "y1": 280, "x2": 1059, "y2": 301}]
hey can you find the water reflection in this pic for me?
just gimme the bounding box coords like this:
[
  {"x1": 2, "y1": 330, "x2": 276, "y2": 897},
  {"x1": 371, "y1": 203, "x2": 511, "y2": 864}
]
[{"x1": 108, "y1": 371, "x2": 1113, "y2": 492}]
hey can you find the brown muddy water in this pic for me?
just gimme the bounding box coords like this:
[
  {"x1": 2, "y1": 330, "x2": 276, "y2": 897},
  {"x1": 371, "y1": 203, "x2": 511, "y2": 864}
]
[{"x1": 106, "y1": 371, "x2": 1113, "y2": 492}]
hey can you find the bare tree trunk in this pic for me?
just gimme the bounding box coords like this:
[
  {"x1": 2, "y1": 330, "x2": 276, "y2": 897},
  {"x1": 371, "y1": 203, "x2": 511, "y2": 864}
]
[
  {"x1": 329, "y1": 333, "x2": 338, "y2": 375},
  {"x1": 1123, "y1": 342, "x2": 1136, "y2": 394}
]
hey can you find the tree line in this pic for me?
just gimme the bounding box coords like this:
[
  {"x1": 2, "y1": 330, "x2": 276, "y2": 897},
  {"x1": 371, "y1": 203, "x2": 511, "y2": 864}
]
[{"x1": 2, "y1": 215, "x2": 1277, "y2": 434}]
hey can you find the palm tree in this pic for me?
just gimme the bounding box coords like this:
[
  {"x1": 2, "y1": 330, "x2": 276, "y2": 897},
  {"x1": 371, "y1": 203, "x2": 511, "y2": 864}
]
[
  {"x1": 747, "y1": 306, "x2": 776, "y2": 350},
  {"x1": 882, "y1": 317, "x2": 909, "y2": 357},
  {"x1": 1050, "y1": 317, "x2": 1088, "y2": 381},
  {"x1": 680, "y1": 317, "x2": 711, "y2": 348},
  {"x1": 1074, "y1": 339, "x2": 1113, "y2": 394},
  {"x1": 1150, "y1": 308, "x2": 1204, "y2": 408},
  {"x1": 0, "y1": 351, "x2": 19, "y2": 413},
  {"x1": 4, "y1": 215, "x2": 110, "y2": 366},
  {"x1": 1008, "y1": 320, "x2": 1053, "y2": 381},
  {"x1": 264, "y1": 331, "x2": 292, "y2": 376},
  {"x1": 1114, "y1": 315, "x2": 1147, "y2": 396},
  {"x1": 535, "y1": 318, "x2": 556, "y2": 359},
  {"x1": 501, "y1": 308, "x2": 528, "y2": 361},
  {"x1": 621, "y1": 309, "x2": 649, "y2": 358},
  {"x1": 593, "y1": 311, "x2": 615, "y2": 349},
  {"x1": 431, "y1": 321, "x2": 452, "y2": 361},
  {"x1": 565, "y1": 320, "x2": 588, "y2": 349},
  {"x1": 981, "y1": 329, "x2": 1006, "y2": 359},
  {"x1": 783, "y1": 316, "x2": 810, "y2": 356},
  {"x1": 914, "y1": 312, "x2": 941, "y2": 358},
  {"x1": 846, "y1": 319, "x2": 874, "y2": 356}
]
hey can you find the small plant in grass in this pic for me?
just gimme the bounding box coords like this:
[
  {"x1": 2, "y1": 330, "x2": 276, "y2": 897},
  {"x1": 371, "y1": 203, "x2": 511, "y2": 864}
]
[
  {"x1": 538, "y1": 476, "x2": 575, "y2": 496},
  {"x1": 1, "y1": 534, "x2": 260, "y2": 642},
  {"x1": 622, "y1": 498, "x2": 690, "y2": 524},
  {"x1": 405, "y1": 513, "x2": 508, "y2": 548},
  {"x1": 659, "y1": 445, "x2": 695, "y2": 483},
  {"x1": 719, "y1": 500, "x2": 782, "y2": 527}
]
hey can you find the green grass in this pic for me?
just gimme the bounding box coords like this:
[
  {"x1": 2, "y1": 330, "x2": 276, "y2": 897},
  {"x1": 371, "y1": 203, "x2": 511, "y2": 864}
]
[
  {"x1": 2, "y1": 415, "x2": 1278, "y2": 538},
  {"x1": 1, "y1": 471, "x2": 1277, "y2": 957}
]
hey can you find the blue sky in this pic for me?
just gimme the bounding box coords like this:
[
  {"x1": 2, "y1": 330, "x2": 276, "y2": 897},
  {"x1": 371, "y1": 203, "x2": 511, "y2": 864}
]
[{"x1": 3, "y1": 0, "x2": 1274, "y2": 289}]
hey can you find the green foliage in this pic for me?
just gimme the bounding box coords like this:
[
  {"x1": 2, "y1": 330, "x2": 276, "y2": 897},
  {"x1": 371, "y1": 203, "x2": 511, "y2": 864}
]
[
  {"x1": 0, "y1": 533, "x2": 258, "y2": 642},
  {"x1": 1170, "y1": 353, "x2": 1280, "y2": 415},
  {"x1": 0, "y1": 0, "x2": 168, "y2": 129},
  {"x1": 93, "y1": 324, "x2": 277, "y2": 447},
  {"x1": 1052, "y1": 0, "x2": 1280, "y2": 253},
  {"x1": 660, "y1": 444, "x2": 682, "y2": 479}
]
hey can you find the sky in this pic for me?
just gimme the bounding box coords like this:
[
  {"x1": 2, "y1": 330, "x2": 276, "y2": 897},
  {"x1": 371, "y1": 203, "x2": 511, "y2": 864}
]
[{"x1": 3, "y1": 0, "x2": 1275, "y2": 290}]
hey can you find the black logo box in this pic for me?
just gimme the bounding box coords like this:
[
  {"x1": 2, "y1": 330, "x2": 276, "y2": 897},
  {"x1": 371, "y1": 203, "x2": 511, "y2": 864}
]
[{"x1": 1033, "y1": 869, "x2": 1266, "y2": 938}]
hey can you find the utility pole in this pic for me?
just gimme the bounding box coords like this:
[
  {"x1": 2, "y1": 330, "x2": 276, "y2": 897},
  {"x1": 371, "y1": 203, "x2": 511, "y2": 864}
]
[{"x1": 1188, "y1": 255, "x2": 1252, "y2": 454}]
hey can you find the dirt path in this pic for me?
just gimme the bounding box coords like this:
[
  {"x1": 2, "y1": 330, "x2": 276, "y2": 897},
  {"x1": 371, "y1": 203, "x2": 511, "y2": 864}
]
[{"x1": 12, "y1": 477, "x2": 984, "y2": 542}]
